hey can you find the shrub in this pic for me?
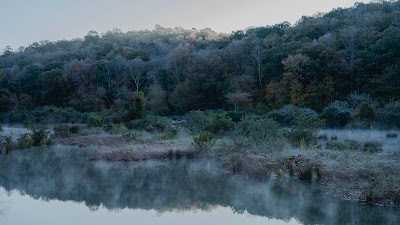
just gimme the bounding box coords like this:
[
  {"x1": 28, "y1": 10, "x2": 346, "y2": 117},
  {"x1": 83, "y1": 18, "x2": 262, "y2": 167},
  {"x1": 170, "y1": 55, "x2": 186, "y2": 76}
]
[
  {"x1": 69, "y1": 125, "x2": 80, "y2": 134},
  {"x1": 0, "y1": 136, "x2": 14, "y2": 154},
  {"x1": 122, "y1": 132, "x2": 141, "y2": 141},
  {"x1": 320, "y1": 101, "x2": 352, "y2": 128},
  {"x1": 5, "y1": 106, "x2": 86, "y2": 124},
  {"x1": 205, "y1": 112, "x2": 234, "y2": 135},
  {"x1": 184, "y1": 111, "x2": 234, "y2": 135},
  {"x1": 286, "y1": 115, "x2": 325, "y2": 148},
  {"x1": 386, "y1": 133, "x2": 398, "y2": 138},
  {"x1": 267, "y1": 105, "x2": 318, "y2": 126},
  {"x1": 126, "y1": 115, "x2": 179, "y2": 139},
  {"x1": 87, "y1": 114, "x2": 103, "y2": 127},
  {"x1": 31, "y1": 129, "x2": 50, "y2": 146},
  {"x1": 363, "y1": 141, "x2": 383, "y2": 153},
  {"x1": 17, "y1": 133, "x2": 34, "y2": 149},
  {"x1": 183, "y1": 110, "x2": 211, "y2": 132},
  {"x1": 226, "y1": 111, "x2": 242, "y2": 123},
  {"x1": 356, "y1": 103, "x2": 376, "y2": 122},
  {"x1": 240, "y1": 117, "x2": 285, "y2": 150},
  {"x1": 53, "y1": 124, "x2": 75, "y2": 138},
  {"x1": 193, "y1": 132, "x2": 215, "y2": 152},
  {"x1": 108, "y1": 123, "x2": 129, "y2": 134},
  {"x1": 53, "y1": 124, "x2": 80, "y2": 138},
  {"x1": 160, "y1": 125, "x2": 178, "y2": 139},
  {"x1": 377, "y1": 101, "x2": 400, "y2": 129}
]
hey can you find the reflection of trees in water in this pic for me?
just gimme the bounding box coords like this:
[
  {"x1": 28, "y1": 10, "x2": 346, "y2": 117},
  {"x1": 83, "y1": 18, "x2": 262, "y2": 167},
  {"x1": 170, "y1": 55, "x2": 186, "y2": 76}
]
[{"x1": 0, "y1": 148, "x2": 398, "y2": 225}]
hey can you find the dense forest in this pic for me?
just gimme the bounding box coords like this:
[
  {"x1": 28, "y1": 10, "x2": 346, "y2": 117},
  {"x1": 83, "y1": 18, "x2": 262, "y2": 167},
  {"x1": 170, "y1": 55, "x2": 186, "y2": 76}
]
[{"x1": 0, "y1": 1, "x2": 399, "y2": 127}]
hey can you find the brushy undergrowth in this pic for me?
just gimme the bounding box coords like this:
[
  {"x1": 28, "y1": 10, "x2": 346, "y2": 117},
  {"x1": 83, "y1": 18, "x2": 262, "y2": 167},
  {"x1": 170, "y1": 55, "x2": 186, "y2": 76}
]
[{"x1": 53, "y1": 124, "x2": 80, "y2": 138}]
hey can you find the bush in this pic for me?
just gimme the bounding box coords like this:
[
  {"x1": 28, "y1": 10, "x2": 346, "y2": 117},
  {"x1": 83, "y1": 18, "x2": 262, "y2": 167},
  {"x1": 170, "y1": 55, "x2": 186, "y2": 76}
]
[
  {"x1": 286, "y1": 115, "x2": 325, "y2": 148},
  {"x1": 160, "y1": 125, "x2": 178, "y2": 139},
  {"x1": 31, "y1": 129, "x2": 50, "y2": 146},
  {"x1": 226, "y1": 111, "x2": 242, "y2": 123},
  {"x1": 267, "y1": 105, "x2": 319, "y2": 126},
  {"x1": 377, "y1": 101, "x2": 400, "y2": 129},
  {"x1": 87, "y1": 114, "x2": 103, "y2": 127},
  {"x1": 108, "y1": 123, "x2": 129, "y2": 134},
  {"x1": 184, "y1": 111, "x2": 234, "y2": 135},
  {"x1": 238, "y1": 117, "x2": 285, "y2": 150},
  {"x1": 205, "y1": 112, "x2": 234, "y2": 135},
  {"x1": 122, "y1": 132, "x2": 141, "y2": 141},
  {"x1": 0, "y1": 136, "x2": 14, "y2": 154},
  {"x1": 193, "y1": 132, "x2": 215, "y2": 152},
  {"x1": 386, "y1": 133, "x2": 398, "y2": 138},
  {"x1": 320, "y1": 101, "x2": 352, "y2": 128},
  {"x1": 17, "y1": 133, "x2": 34, "y2": 149},
  {"x1": 53, "y1": 124, "x2": 80, "y2": 138},
  {"x1": 5, "y1": 106, "x2": 86, "y2": 124},
  {"x1": 126, "y1": 115, "x2": 179, "y2": 139},
  {"x1": 363, "y1": 141, "x2": 383, "y2": 153},
  {"x1": 356, "y1": 103, "x2": 376, "y2": 122},
  {"x1": 184, "y1": 110, "x2": 211, "y2": 132}
]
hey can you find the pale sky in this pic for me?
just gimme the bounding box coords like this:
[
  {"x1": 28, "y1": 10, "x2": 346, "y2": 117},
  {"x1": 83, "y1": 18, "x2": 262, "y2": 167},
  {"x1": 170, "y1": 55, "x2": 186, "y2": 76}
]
[{"x1": 0, "y1": 0, "x2": 371, "y2": 49}]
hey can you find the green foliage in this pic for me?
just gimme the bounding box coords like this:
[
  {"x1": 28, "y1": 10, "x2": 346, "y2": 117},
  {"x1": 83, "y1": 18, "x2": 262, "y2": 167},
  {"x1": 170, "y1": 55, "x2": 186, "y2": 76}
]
[
  {"x1": 17, "y1": 133, "x2": 34, "y2": 149},
  {"x1": 320, "y1": 101, "x2": 352, "y2": 128},
  {"x1": 363, "y1": 141, "x2": 383, "y2": 153},
  {"x1": 108, "y1": 123, "x2": 129, "y2": 134},
  {"x1": 122, "y1": 132, "x2": 141, "y2": 141},
  {"x1": 53, "y1": 124, "x2": 80, "y2": 138},
  {"x1": 134, "y1": 92, "x2": 145, "y2": 120},
  {"x1": 4, "y1": 106, "x2": 85, "y2": 124},
  {"x1": 286, "y1": 115, "x2": 325, "y2": 148},
  {"x1": 87, "y1": 114, "x2": 103, "y2": 127},
  {"x1": 192, "y1": 131, "x2": 215, "y2": 152},
  {"x1": 205, "y1": 112, "x2": 234, "y2": 135},
  {"x1": 0, "y1": 89, "x2": 15, "y2": 113},
  {"x1": 184, "y1": 111, "x2": 234, "y2": 135},
  {"x1": 226, "y1": 111, "x2": 242, "y2": 123},
  {"x1": 377, "y1": 101, "x2": 400, "y2": 129},
  {"x1": 267, "y1": 105, "x2": 319, "y2": 126},
  {"x1": 30, "y1": 129, "x2": 50, "y2": 146},
  {"x1": 356, "y1": 103, "x2": 376, "y2": 122},
  {"x1": 126, "y1": 115, "x2": 178, "y2": 139},
  {"x1": 184, "y1": 110, "x2": 211, "y2": 132},
  {"x1": 239, "y1": 117, "x2": 285, "y2": 150},
  {"x1": 0, "y1": 136, "x2": 14, "y2": 154}
]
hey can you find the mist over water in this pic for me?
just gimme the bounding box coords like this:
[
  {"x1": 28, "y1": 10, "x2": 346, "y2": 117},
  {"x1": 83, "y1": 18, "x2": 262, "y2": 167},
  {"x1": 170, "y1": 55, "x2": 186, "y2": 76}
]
[{"x1": 0, "y1": 146, "x2": 398, "y2": 225}]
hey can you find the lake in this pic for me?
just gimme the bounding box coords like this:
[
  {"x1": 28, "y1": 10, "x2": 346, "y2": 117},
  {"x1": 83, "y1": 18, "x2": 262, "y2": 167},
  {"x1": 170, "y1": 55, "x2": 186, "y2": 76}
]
[{"x1": 0, "y1": 146, "x2": 399, "y2": 225}]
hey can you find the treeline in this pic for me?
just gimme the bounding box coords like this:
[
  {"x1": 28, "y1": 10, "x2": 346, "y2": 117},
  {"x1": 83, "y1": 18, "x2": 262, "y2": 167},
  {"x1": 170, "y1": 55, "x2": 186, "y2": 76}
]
[{"x1": 0, "y1": 1, "x2": 399, "y2": 123}]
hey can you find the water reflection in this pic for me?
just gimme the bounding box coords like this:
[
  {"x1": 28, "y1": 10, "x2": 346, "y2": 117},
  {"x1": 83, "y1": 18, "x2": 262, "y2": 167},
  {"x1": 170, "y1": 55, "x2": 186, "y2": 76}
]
[{"x1": 0, "y1": 147, "x2": 398, "y2": 225}]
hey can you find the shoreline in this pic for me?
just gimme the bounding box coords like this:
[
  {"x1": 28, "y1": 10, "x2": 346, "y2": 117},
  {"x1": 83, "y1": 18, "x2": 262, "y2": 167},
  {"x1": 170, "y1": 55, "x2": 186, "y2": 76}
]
[{"x1": 1, "y1": 124, "x2": 399, "y2": 208}]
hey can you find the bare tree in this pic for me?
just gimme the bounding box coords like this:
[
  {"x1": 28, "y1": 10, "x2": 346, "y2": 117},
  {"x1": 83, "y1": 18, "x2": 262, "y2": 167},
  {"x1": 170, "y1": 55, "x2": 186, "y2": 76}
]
[
  {"x1": 226, "y1": 91, "x2": 252, "y2": 112},
  {"x1": 281, "y1": 54, "x2": 310, "y2": 79},
  {"x1": 127, "y1": 58, "x2": 147, "y2": 92},
  {"x1": 250, "y1": 39, "x2": 266, "y2": 96},
  {"x1": 340, "y1": 26, "x2": 359, "y2": 92}
]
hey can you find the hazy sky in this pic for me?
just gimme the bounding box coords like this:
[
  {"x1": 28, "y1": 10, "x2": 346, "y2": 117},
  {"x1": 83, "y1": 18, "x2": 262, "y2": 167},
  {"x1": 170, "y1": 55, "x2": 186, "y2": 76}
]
[{"x1": 1, "y1": 0, "x2": 371, "y2": 49}]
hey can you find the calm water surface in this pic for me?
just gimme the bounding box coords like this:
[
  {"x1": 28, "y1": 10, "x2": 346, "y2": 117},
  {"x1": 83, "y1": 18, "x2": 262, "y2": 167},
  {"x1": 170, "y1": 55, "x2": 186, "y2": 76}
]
[{"x1": 0, "y1": 146, "x2": 398, "y2": 225}]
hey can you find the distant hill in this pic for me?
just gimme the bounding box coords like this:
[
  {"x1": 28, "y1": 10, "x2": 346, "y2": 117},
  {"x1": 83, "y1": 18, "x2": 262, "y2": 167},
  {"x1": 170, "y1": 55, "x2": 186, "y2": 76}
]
[{"x1": 0, "y1": 0, "x2": 399, "y2": 115}]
